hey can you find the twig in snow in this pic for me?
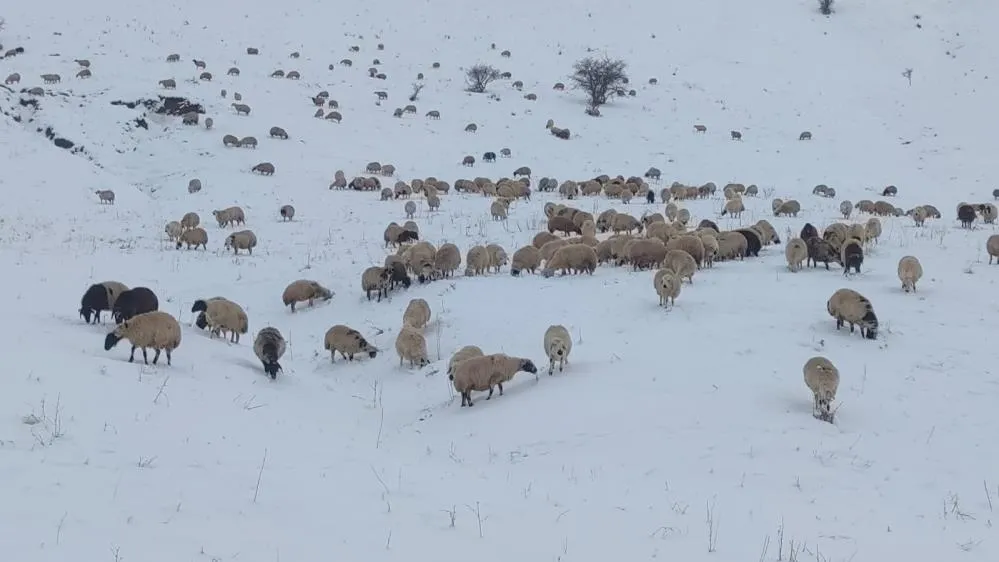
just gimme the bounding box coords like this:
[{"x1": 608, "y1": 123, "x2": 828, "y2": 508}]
[
  {"x1": 466, "y1": 501, "x2": 486, "y2": 538},
  {"x1": 153, "y1": 375, "x2": 170, "y2": 405},
  {"x1": 985, "y1": 480, "x2": 994, "y2": 512},
  {"x1": 441, "y1": 505, "x2": 457, "y2": 528},
  {"x1": 253, "y1": 448, "x2": 268, "y2": 503},
  {"x1": 370, "y1": 465, "x2": 392, "y2": 513},
  {"x1": 705, "y1": 498, "x2": 718, "y2": 552}
]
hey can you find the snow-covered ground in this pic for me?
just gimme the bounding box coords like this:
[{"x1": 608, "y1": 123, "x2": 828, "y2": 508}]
[{"x1": 1, "y1": 0, "x2": 998, "y2": 560}]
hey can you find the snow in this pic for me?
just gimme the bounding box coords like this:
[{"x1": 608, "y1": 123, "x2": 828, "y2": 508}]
[{"x1": 1, "y1": 0, "x2": 998, "y2": 560}]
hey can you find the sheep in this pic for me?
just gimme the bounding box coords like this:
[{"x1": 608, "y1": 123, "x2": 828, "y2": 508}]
[
  {"x1": 864, "y1": 218, "x2": 882, "y2": 244},
  {"x1": 543, "y1": 325, "x2": 572, "y2": 375},
  {"x1": 252, "y1": 162, "x2": 275, "y2": 175},
  {"x1": 159, "y1": 78, "x2": 177, "y2": 89},
  {"x1": 490, "y1": 200, "x2": 509, "y2": 221},
  {"x1": 827, "y1": 288, "x2": 878, "y2": 339},
  {"x1": 735, "y1": 228, "x2": 762, "y2": 257},
  {"x1": 239, "y1": 136, "x2": 258, "y2": 148},
  {"x1": 611, "y1": 213, "x2": 643, "y2": 234},
  {"x1": 395, "y1": 326, "x2": 430, "y2": 368},
  {"x1": 897, "y1": 255, "x2": 923, "y2": 293},
  {"x1": 223, "y1": 134, "x2": 240, "y2": 147},
  {"x1": 448, "y1": 345, "x2": 484, "y2": 379},
  {"x1": 665, "y1": 235, "x2": 704, "y2": 268},
  {"x1": 451, "y1": 353, "x2": 538, "y2": 406},
  {"x1": 403, "y1": 298, "x2": 431, "y2": 329},
  {"x1": 839, "y1": 200, "x2": 853, "y2": 218},
  {"x1": 988, "y1": 234, "x2": 999, "y2": 264},
  {"x1": 822, "y1": 223, "x2": 849, "y2": 251},
  {"x1": 165, "y1": 221, "x2": 183, "y2": 241},
  {"x1": 882, "y1": 185, "x2": 898, "y2": 197},
  {"x1": 979, "y1": 203, "x2": 998, "y2": 224},
  {"x1": 80, "y1": 281, "x2": 129, "y2": 324},
  {"x1": 511, "y1": 245, "x2": 541, "y2": 276},
  {"x1": 361, "y1": 266, "x2": 392, "y2": 302},
  {"x1": 806, "y1": 237, "x2": 840, "y2": 269},
  {"x1": 213, "y1": 206, "x2": 246, "y2": 227},
  {"x1": 785, "y1": 238, "x2": 808, "y2": 272},
  {"x1": 324, "y1": 325, "x2": 378, "y2": 362},
  {"x1": 542, "y1": 244, "x2": 597, "y2": 277},
  {"x1": 282, "y1": 280, "x2": 333, "y2": 312},
  {"x1": 231, "y1": 103, "x2": 251, "y2": 116},
  {"x1": 388, "y1": 261, "x2": 412, "y2": 290},
  {"x1": 548, "y1": 215, "x2": 582, "y2": 236},
  {"x1": 191, "y1": 298, "x2": 248, "y2": 343},
  {"x1": 279, "y1": 205, "x2": 295, "y2": 221},
  {"x1": 721, "y1": 198, "x2": 744, "y2": 217},
  {"x1": 699, "y1": 233, "x2": 719, "y2": 268},
  {"x1": 269, "y1": 126, "x2": 289, "y2": 139},
  {"x1": 381, "y1": 188, "x2": 394, "y2": 201},
  {"x1": 407, "y1": 241, "x2": 438, "y2": 282},
  {"x1": 434, "y1": 243, "x2": 461, "y2": 279},
  {"x1": 486, "y1": 244, "x2": 508, "y2": 273},
  {"x1": 4, "y1": 73, "x2": 20, "y2": 85},
  {"x1": 653, "y1": 268, "x2": 681, "y2": 308},
  {"x1": 664, "y1": 249, "x2": 697, "y2": 283},
  {"x1": 176, "y1": 227, "x2": 208, "y2": 250},
  {"x1": 404, "y1": 201, "x2": 417, "y2": 219},
  {"x1": 223, "y1": 230, "x2": 256, "y2": 255},
  {"x1": 800, "y1": 223, "x2": 819, "y2": 241},
  {"x1": 775, "y1": 200, "x2": 801, "y2": 217},
  {"x1": 253, "y1": 327, "x2": 286, "y2": 379},
  {"x1": 95, "y1": 189, "x2": 115, "y2": 204},
  {"x1": 840, "y1": 238, "x2": 863, "y2": 275},
  {"x1": 112, "y1": 287, "x2": 159, "y2": 324},
  {"x1": 187, "y1": 178, "x2": 202, "y2": 194},
  {"x1": 104, "y1": 310, "x2": 181, "y2": 365},
  {"x1": 182, "y1": 112, "x2": 199, "y2": 126},
  {"x1": 716, "y1": 231, "x2": 747, "y2": 261},
  {"x1": 465, "y1": 245, "x2": 490, "y2": 276},
  {"x1": 625, "y1": 239, "x2": 668, "y2": 271},
  {"x1": 803, "y1": 356, "x2": 840, "y2": 423},
  {"x1": 754, "y1": 220, "x2": 780, "y2": 245}
]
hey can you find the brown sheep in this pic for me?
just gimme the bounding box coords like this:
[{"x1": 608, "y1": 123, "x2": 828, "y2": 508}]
[
  {"x1": 547, "y1": 215, "x2": 582, "y2": 236},
  {"x1": 542, "y1": 244, "x2": 598, "y2": 277}
]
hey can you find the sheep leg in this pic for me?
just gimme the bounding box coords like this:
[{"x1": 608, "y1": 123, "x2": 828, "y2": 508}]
[
  {"x1": 497, "y1": 382, "x2": 504, "y2": 396},
  {"x1": 141, "y1": 347, "x2": 149, "y2": 364},
  {"x1": 486, "y1": 386, "x2": 494, "y2": 400},
  {"x1": 548, "y1": 359, "x2": 555, "y2": 376},
  {"x1": 128, "y1": 345, "x2": 137, "y2": 362},
  {"x1": 152, "y1": 348, "x2": 162, "y2": 364},
  {"x1": 166, "y1": 349, "x2": 172, "y2": 366}
]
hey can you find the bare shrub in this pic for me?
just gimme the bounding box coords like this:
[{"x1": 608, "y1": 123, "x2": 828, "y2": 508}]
[
  {"x1": 465, "y1": 64, "x2": 501, "y2": 93},
  {"x1": 409, "y1": 83, "x2": 425, "y2": 102},
  {"x1": 570, "y1": 56, "x2": 629, "y2": 108}
]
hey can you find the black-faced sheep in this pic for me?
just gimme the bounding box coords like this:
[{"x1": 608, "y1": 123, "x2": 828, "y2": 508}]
[
  {"x1": 511, "y1": 245, "x2": 541, "y2": 276},
  {"x1": 282, "y1": 280, "x2": 333, "y2": 312},
  {"x1": 452, "y1": 353, "x2": 538, "y2": 406},
  {"x1": 803, "y1": 356, "x2": 839, "y2": 423},
  {"x1": 191, "y1": 298, "x2": 248, "y2": 343},
  {"x1": 104, "y1": 310, "x2": 180, "y2": 365},
  {"x1": 734, "y1": 229, "x2": 762, "y2": 257},
  {"x1": 543, "y1": 325, "x2": 572, "y2": 375},
  {"x1": 80, "y1": 281, "x2": 129, "y2": 324},
  {"x1": 800, "y1": 223, "x2": 819, "y2": 241},
  {"x1": 253, "y1": 327, "x2": 286, "y2": 379},
  {"x1": 389, "y1": 261, "x2": 412, "y2": 289},
  {"x1": 176, "y1": 227, "x2": 208, "y2": 250},
  {"x1": 897, "y1": 256, "x2": 923, "y2": 292},
  {"x1": 827, "y1": 288, "x2": 878, "y2": 339},
  {"x1": 395, "y1": 326, "x2": 430, "y2": 368},
  {"x1": 361, "y1": 266, "x2": 391, "y2": 302},
  {"x1": 113, "y1": 287, "x2": 159, "y2": 324},
  {"x1": 324, "y1": 324, "x2": 378, "y2": 362},
  {"x1": 806, "y1": 237, "x2": 840, "y2": 269},
  {"x1": 840, "y1": 239, "x2": 864, "y2": 275}
]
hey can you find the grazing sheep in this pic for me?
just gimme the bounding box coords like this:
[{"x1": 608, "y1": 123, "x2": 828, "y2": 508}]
[
  {"x1": 465, "y1": 245, "x2": 491, "y2": 276},
  {"x1": 839, "y1": 200, "x2": 853, "y2": 219},
  {"x1": 785, "y1": 238, "x2": 808, "y2": 272},
  {"x1": 666, "y1": 235, "x2": 705, "y2": 268},
  {"x1": 800, "y1": 223, "x2": 819, "y2": 241},
  {"x1": 774, "y1": 200, "x2": 801, "y2": 217},
  {"x1": 282, "y1": 280, "x2": 333, "y2": 312},
  {"x1": 799, "y1": 131, "x2": 812, "y2": 140},
  {"x1": 279, "y1": 205, "x2": 295, "y2": 221},
  {"x1": 166, "y1": 54, "x2": 180, "y2": 62},
  {"x1": 187, "y1": 178, "x2": 202, "y2": 193},
  {"x1": 231, "y1": 103, "x2": 252, "y2": 116},
  {"x1": 451, "y1": 354, "x2": 538, "y2": 407},
  {"x1": 212, "y1": 206, "x2": 245, "y2": 228},
  {"x1": 623, "y1": 239, "x2": 667, "y2": 270},
  {"x1": 864, "y1": 218, "x2": 882, "y2": 244},
  {"x1": 840, "y1": 239, "x2": 863, "y2": 275},
  {"x1": 176, "y1": 225, "x2": 208, "y2": 249},
  {"x1": 486, "y1": 244, "x2": 508, "y2": 273},
  {"x1": 95, "y1": 190, "x2": 115, "y2": 204},
  {"x1": 735, "y1": 228, "x2": 762, "y2": 257},
  {"x1": 388, "y1": 261, "x2": 412, "y2": 289},
  {"x1": 361, "y1": 266, "x2": 391, "y2": 302},
  {"x1": 803, "y1": 357, "x2": 839, "y2": 423},
  {"x1": 653, "y1": 268, "x2": 682, "y2": 308},
  {"x1": 224, "y1": 230, "x2": 257, "y2": 255},
  {"x1": 403, "y1": 298, "x2": 432, "y2": 329},
  {"x1": 897, "y1": 256, "x2": 923, "y2": 293},
  {"x1": 111, "y1": 287, "x2": 158, "y2": 324},
  {"x1": 490, "y1": 200, "x2": 509, "y2": 221},
  {"x1": 721, "y1": 198, "x2": 744, "y2": 218},
  {"x1": 806, "y1": 236, "x2": 839, "y2": 269},
  {"x1": 182, "y1": 112, "x2": 199, "y2": 125},
  {"x1": 159, "y1": 78, "x2": 177, "y2": 89},
  {"x1": 882, "y1": 185, "x2": 898, "y2": 197},
  {"x1": 324, "y1": 324, "x2": 378, "y2": 362},
  {"x1": 252, "y1": 162, "x2": 275, "y2": 175},
  {"x1": 664, "y1": 249, "x2": 697, "y2": 283},
  {"x1": 427, "y1": 193, "x2": 440, "y2": 211},
  {"x1": 543, "y1": 325, "x2": 572, "y2": 375},
  {"x1": 269, "y1": 126, "x2": 289, "y2": 139},
  {"x1": 548, "y1": 215, "x2": 581, "y2": 236},
  {"x1": 79, "y1": 281, "x2": 130, "y2": 324},
  {"x1": 77, "y1": 68, "x2": 92, "y2": 79},
  {"x1": 239, "y1": 136, "x2": 258, "y2": 148},
  {"x1": 715, "y1": 231, "x2": 747, "y2": 261},
  {"x1": 404, "y1": 201, "x2": 417, "y2": 219},
  {"x1": 5, "y1": 72, "x2": 21, "y2": 85},
  {"x1": 731, "y1": 130, "x2": 742, "y2": 140},
  {"x1": 754, "y1": 220, "x2": 781, "y2": 245},
  {"x1": 325, "y1": 111, "x2": 343, "y2": 123},
  {"x1": 698, "y1": 233, "x2": 719, "y2": 267},
  {"x1": 395, "y1": 326, "x2": 430, "y2": 368},
  {"x1": 513, "y1": 166, "x2": 532, "y2": 178},
  {"x1": 511, "y1": 245, "x2": 541, "y2": 276},
  {"x1": 448, "y1": 345, "x2": 484, "y2": 379},
  {"x1": 986, "y1": 234, "x2": 999, "y2": 264},
  {"x1": 191, "y1": 298, "x2": 248, "y2": 343},
  {"x1": 104, "y1": 311, "x2": 181, "y2": 365},
  {"x1": 434, "y1": 243, "x2": 462, "y2": 278},
  {"x1": 222, "y1": 134, "x2": 239, "y2": 147},
  {"x1": 827, "y1": 288, "x2": 878, "y2": 339},
  {"x1": 253, "y1": 327, "x2": 286, "y2": 379},
  {"x1": 611, "y1": 213, "x2": 643, "y2": 234},
  {"x1": 165, "y1": 221, "x2": 183, "y2": 241},
  {"x1": 645, "y1": 167, "x2": 661, "y2": 181},
  {"x1": 542, "y1": 244, "x2": 598, "y2": 277}
]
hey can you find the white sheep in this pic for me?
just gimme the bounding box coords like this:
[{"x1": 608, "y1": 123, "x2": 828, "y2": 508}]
[
  {"x1": 543, "y1": 325, "x2": 572, "y2": 375},
  {"x1": 451, "y1": 353, "x2": 539, "y2": 407},
  {"x1": 103, "y1": 310, "x2": 181, "y2": 365},
  {"x1": 447, "y1": 345, "x2": 484, "y2": 379},
  {"x1": 324, "y1": 324, "x2": 378, "y2": 362},
  {"x1": 653, "y1": 268, "x2": 681, "y2": 308},
  {"x1": 803, "y1": 356, "x2": 840, "y2": 423},
  {"x1": 897, "y1": 255, "x2": 923, "y2": 293},
  {"x1": 165, "y1": 220, "x2": 183, "y2": 241},
  {"x1": 395, "y1": 326, "x2": 430, "y2": 367},
  {"x1": 785, "y1": 237, "x2": 808, "y2": 272},
  {"x1": 402, "y1": 298, "x2": 431, "y2": 329},
  {"x1": 192, "y1": 297, "x2": 248, "y2": 343}
]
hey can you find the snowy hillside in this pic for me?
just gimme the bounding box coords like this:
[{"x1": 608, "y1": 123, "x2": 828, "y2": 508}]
[{"x1": 1, "y1": 0, "x2": 998, "y2": 560}]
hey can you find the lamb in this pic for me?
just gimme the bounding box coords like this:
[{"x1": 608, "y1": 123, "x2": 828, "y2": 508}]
[
  {"x1": 447, "y1": 345, "x2": 484, "y2": 379},
  {"x1": 96, "y1": 189, "x2": 115, "y2": 204},
  {"x1": 253, "y1": 327, "x2": 286, "y2": 379},
  {"x1": 282, "y1": 280, "x2": 333, "y2": 312},
  {"x1": 191, "y1": 298, "x2": 248, "y2": 343},
  {"x1": 465, "y1": 245, "x2": 490, "y2": 276},
  {"x1": 224, "y1": 230, "x2": 257, "y2": 255},
  {"x1": 840, "y1": 238, "x2": 864, "y2": 275},
  {"x1": 664, "y1": 249, "x2": 697, "y2": 283},
  {"x1": 176, "y1": 227, "x2": 208, "y2": 250},
  {"x1": 79, "y1": 281, "x2": 129, "y2": 324},
  {"x1": 252, "y1": 162, "x2": 275, "y2": 175},
  {"x1": 213, "y1": 206, "x2": 246, "y2": 227},
  {"x1": 665, "y1": 235, "x2": 705, "y2": 268},
  {"x1": 827, "y1": 288, "x2": 878, "y2": 339},
  {"x1": 547, "y1": 215, "x2": 581, "y2": 236},
  {"x1": 486, "y1": 244, "x2": 508, "y2": 273},
  {"x1": 543, "y1": 324, "x2": 572, "y2": 375},
  {"x1": 785, "y1": 238, "x2": 808, "y2": 272},
  {"x1": 806, "y1": 237, "x2": 840, "y2": 269},
  {"x1": 402, "y1": 298, "x2": 431, "y2": 329},
  {"x1": 897, "y1": 255, "x2": 923, "y2": 293},
  {"x1": 280, "y1": 205, "x2": 295, "y2": 221},
  {"x1": 104, "y1": 310, "x2": 181, "y2": 365},
  {"x1": 113, "y1": 287, "x2": 159, "y2": 324},
  {"x1": 511, "y1": 245, "x2": 541, "y2": 276},
  {"x1": 361, "y1": 266, "x2": 391, "y2": 302},
  {"x1": 653, "y1": 268, "x2": 681, "y2": 308},
  {"x1": 625, "y1": 239, "x2": 668, "y2": 271},
  {"x1": 434, "y1": 243, "x2": 461, "y2": 278},
  {"x1": 988, "y1": 234, "x2": 999, "y2": 264},
  {"x1": 542, "y1": 244, "x2": 598, "y2": 277},
  {"x1": 452, "y1": 353, "x2": 538, "y2": 406},
  {"x1": 395, "y1": 326, "x2": 430, "y2": 368},
  {"x1": 803, "y1": 356, "x2": 840, "y2": 423},
  {"x1": 324, "y1": 324, "x2": 378, "y2": 362}
]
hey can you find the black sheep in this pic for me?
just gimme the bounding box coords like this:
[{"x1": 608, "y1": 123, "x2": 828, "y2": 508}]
[
  {"x1": 882, "y1": 185, "x2": 898, "y2": 197},
  {"x1": 735, "y1": 229, "x2": 761, "y2": 257},
  {"x1": 697, "y1": 219, "x2": 719, "y2": 232},
  {"x1": 396, "y1": 230, "x2": 419, "y2": 244},
  {"x1": 483, "y1": 151, "x2": 496, "y2": 162},
  {"x1": 645, "y1": 190, "x2": 655, "y2": 204},
  {"x1": 807, "y1": 237, "x2": 840, "y2": 269},
  {"x1": 800, "y1": 222, "x2": 819, "y2": 241},
  {"x1": 194, "y1": 311, "x2": 209, "y2": 330},
  {"x1": 958, "y1": 204, "x2": 976, "y2": 228},
  {"x1": 113, "y1": 287, "x2": 159, "y2": 324},
  {"x1": 841, "y1": 240, "x2": 864, "y2": 275},
  {"x1": 389, "y1": 261, "x2": 411, "y2": 290},
  {"x1": 79, "y1": 283, "x2": 114, "y2": 324}
]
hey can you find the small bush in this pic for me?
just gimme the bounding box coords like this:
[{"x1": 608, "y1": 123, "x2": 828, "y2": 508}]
[
  {"x1": 818, "y1": 0, "x2": 834, "y2": 15},
  {"x1": 570, "y1": 56, "x2": 629, "y2": 108},
  {"x1": 465, "y1": 64, "x2": 501, "y2": 93}
]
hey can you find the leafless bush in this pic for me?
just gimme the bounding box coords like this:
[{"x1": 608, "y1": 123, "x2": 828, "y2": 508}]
[
  {"x1": 570, "y1": 56, "x2": 629, "y2": 108},
  {"x1": 465, "y1": 64, "x2": 501, "y2": 93},
  {"x1": 409, "y1": 82, "x2": 424, "y2": 102}
]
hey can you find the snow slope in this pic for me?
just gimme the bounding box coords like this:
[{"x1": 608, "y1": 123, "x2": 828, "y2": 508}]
[{"x1": 1, "y1": 0, "x2": 998, "y2": 560}]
